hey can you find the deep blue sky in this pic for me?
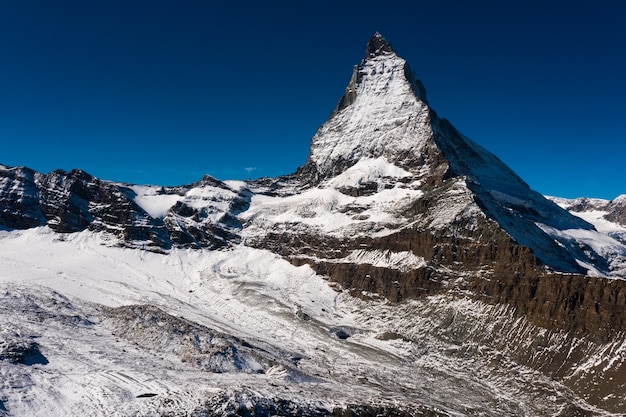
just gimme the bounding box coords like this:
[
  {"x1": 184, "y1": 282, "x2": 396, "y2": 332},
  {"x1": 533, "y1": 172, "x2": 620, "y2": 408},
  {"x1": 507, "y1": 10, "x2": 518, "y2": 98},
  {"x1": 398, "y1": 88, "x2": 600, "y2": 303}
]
[{"x1": 1, "y1": 1, "x2": 624, "y2": 199}]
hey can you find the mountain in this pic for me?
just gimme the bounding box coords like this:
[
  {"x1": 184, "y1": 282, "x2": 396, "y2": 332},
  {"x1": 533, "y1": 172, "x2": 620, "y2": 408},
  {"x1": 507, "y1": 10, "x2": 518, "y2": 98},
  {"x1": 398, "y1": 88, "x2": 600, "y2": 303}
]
[
  {"x1": 244, "y1": 33, "x2": 626, "y2": 311},
  {"x1": 2, "y1": 33, "x2": 626, "y2": 416},
  {"x1": 0, "y1": 166, "x2": 249, "y2": 250},
  {"x1": 550, "y1": 194, "x2": 626, "y2": 241}
]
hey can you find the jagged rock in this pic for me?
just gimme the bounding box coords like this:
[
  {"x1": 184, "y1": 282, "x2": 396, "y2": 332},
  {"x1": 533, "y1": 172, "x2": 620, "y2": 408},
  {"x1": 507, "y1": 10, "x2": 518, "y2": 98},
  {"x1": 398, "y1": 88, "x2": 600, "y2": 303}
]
[
  {"x1": 605, "y1": 195, "x2": 626, "y2": 226},
  {"x1": 103, "y1": 304, "x2": 302, "y2": 374},
  {"x1": 241, "y1": 33, "x2": 626, "y2": 338},
  {"x1": 199, "y1": 389, "x2": 445, "y2": 417},
  {"x1": 0, "y1": 336, "x2": 48, "y2": 365},
  {"x1": 0, "y1": 165, "x2": 250, "y2": 250},
  {"x1": 0, "y1": 166, "x2": 46, "y2": 229},
  {"x1": 39, "y1": 169, "x2": 172, "y2": 248}
]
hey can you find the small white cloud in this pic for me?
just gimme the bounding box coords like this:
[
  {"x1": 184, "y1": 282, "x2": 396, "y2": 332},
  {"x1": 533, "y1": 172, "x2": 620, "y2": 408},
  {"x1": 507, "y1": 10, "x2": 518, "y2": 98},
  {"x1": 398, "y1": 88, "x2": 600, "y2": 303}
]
[{"x1": 244, "y1": 167, "x2": 257, "y2": 174}]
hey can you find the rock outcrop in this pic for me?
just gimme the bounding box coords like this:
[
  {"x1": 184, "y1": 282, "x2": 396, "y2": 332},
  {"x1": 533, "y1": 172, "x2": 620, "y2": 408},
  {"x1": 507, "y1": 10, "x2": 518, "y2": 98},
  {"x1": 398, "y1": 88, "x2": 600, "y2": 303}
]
[{"x1": 0, "y1": 165, "x2": 249, "y2": 250}]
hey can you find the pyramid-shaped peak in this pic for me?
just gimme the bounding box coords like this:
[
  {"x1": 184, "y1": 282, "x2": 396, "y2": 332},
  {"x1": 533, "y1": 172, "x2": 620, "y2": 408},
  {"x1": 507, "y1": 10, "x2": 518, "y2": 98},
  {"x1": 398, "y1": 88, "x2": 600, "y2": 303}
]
[{"x1": 366, "y1": 32, "x2": 396, "y2": 58}]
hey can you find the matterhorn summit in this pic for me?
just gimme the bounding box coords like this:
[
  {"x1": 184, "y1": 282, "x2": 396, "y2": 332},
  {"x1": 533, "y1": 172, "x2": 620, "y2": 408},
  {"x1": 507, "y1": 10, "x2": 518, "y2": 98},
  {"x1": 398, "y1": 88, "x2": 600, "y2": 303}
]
[
  {"x1": 303, "y1": 32, "x2": 434, "y2": 181},
  {"x1": 275, "y1": 32, "x2": 622, "y2": 279}
]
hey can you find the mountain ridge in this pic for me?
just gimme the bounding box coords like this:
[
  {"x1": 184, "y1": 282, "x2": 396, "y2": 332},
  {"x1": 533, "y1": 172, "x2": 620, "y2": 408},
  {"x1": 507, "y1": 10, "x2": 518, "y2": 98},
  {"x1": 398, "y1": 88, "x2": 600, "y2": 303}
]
[{"x1": 1, "y1": 33, "x2": 625, "y2": 281}]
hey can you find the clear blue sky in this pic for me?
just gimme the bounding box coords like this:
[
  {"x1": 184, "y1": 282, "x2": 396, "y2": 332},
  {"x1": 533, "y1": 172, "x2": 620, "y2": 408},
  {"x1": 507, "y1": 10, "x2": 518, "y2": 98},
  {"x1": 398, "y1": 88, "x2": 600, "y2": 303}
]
[{"x1": 1, "y1": 0, "x2": 624, "y2": 199}]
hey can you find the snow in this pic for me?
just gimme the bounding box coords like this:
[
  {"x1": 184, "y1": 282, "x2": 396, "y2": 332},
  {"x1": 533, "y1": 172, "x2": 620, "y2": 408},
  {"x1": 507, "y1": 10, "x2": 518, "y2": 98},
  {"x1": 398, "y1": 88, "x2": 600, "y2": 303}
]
[
  {"x1": 537, "y1": 222, "x2": 626, "y2": 277},
  {"x1": 297, "y1": 43, "x2": 610, "y2": 277},
  {"x1": 549, "y1": 196, "x2": 611, "y2": 211},
  {"x1": 243, "y1": 158, "x2": 423, "y2": 239},
  {"x1": 309, "y1": 53, "x2": 434, "y2": 178},
  {"x1": 223, "y1": 180, "x2": 248, "y2": 192},
  {"x1": 129, "y1": 182, "x2": 244, "y2": 223},
  {"x1": 306, "y1": 249, "x2": 427, "y2": 272},
  {"x1": 129, "y1": 185, "x2": 182, "y2": 218},
  {"x1": 572, "y1": 210, "x2": 626, "y2": 235},
  {"x1": 0, "y1": 227, "x2": 617, "y2": 416},
  {"x1": 2, "y1": 35, "x2": 626, "y2": 417},
  {"x1": 425, "y1": 179, "x2": 482, "y2": 230},
  {"x1": 326, "y1": 157, "x2": 412, "y2": 189},
  {"x1": 544, "y1": 196, "x2": 626, "y2": 276}
]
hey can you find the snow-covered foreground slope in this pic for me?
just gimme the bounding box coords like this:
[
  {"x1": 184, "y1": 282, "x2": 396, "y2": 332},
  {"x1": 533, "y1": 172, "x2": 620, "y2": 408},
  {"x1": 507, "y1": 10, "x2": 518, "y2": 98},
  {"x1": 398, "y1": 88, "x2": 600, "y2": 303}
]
[{"x1": 0, "y1": 228, "x2": 623, "y2": 416}]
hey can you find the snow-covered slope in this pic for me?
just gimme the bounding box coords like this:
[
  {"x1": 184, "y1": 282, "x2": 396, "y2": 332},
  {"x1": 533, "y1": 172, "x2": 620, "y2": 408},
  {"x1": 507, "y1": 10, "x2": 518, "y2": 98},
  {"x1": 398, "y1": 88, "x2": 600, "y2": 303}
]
[
  {"x1": 550, "y1": 194, "x2": 626, "y2": 239},
  {"x1": 0, "y1": 165, "x2": 249, "y2": 250},
  {"x1": 0, "y1": 228, "x2": 621, "y2": 416},
  {"x1": 305, "y1": 39, "x2": 438, "y2": 182},
  {"x1": 242, "y1": 157, "x2": 424, "y2": 240},
  {"x1": 548, "y1": 195, "x2": 626, "y2": 276}
]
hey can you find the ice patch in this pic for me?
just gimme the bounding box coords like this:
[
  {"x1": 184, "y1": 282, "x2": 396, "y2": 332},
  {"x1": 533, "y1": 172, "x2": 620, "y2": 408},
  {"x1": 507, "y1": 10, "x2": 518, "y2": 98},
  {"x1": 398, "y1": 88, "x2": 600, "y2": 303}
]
[
  {"x1": 326, "y1": 157, "x2": 412, "y2": 189},
  {"x1": 130, "y1": 185, "x2": 182, "y2": 218},
  {"x1": 317, "y1": 249, "x2": 427, "y2": 272}
]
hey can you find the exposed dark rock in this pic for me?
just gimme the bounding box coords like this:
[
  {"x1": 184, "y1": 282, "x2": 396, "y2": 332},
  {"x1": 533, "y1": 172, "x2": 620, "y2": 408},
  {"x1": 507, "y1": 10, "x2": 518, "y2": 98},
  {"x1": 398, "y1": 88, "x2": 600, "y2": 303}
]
[
  {"x1": 605, "y1": 196, "x2": 626, "y2": 226},
  {"x1": 331, "y1": 404, "x2": 443, "y2": 417},
  {"x1": 165, "y1": 201, "x2": 233, "y2": 249},
  {"x1": 466, "y1": 271, "x2": 626, "y2": 338},
  {"x1": 136, "y1": 393, "x2": 158, "y2": 398},
  {"x1": 295, "y1": 308, "x2": 311, "y2": 321},
  {"x1": 565, "y1": 197, "x2": 608, "y2": 213},
  {"x1": 0, "y1": 166, "x2": 46, "y2": 229},
  {"x1": 403, "y1": 61, "x2": 428, "y2": 104},
  {"x1": 200, "y1": 390, "x2": 446, "y2": 417},
  {"x1": 0, "y1": 33, "x2": 625, "y2": 416},
  {"x1": 330, "y1": 65, "x2": 362, "y2": 119},
  {"x1": 104, "y1": 304, "x2": 251, "y2": 373},
  {"x1": 0, "y1": 165, "x2": 250, "y2": 251},
  {"x1": 0, "y1": 337, "x2": 48, "y2": 365},
  {"x1": 365, "y1": 32, "x2": 396, "y2": 58},
  {"x1": 329, "y1": 326, "x2": 360, "y2": 340},
  {"x1": 45, "y1": 170, "x2": 171, "y2": 248},
  {"x1": 103, "y1": 304, "x2": 303, "y2": 375}
]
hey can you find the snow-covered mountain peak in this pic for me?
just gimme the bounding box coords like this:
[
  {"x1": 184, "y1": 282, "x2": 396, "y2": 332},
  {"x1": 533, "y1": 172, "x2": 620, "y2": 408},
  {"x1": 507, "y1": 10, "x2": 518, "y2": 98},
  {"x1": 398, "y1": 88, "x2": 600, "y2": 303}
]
[
  {"x1": 302, "y1": 36, "x2": 434, "y2": 183},
  {"x1": 288, "y1": 35, "x2": 613, "y2": 276},
  {"x1": 614, "y1": 194, "x2": 626, "y2": 205}
]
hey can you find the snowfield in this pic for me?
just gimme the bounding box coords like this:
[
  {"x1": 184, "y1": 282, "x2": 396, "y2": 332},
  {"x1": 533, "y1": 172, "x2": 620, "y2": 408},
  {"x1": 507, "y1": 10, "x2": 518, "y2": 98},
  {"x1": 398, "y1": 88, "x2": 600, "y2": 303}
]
[
  {"x1": 241, "y1": 157, "x2": 425, "y2": 240},
  {"x1": 0, "y1": 227, "x2": 621, "y2": 416},
  {"x1": 546, "y1": 196, "x2": 626, "y2": 277}
]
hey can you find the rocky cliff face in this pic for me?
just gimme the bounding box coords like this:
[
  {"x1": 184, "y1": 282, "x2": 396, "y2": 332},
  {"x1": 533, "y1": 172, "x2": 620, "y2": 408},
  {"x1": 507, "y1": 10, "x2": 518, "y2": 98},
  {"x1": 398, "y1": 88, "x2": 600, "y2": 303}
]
[
  {"x1": 0, "y1": 165, "x2": 249, "y2": 250},
  {"x1": 605, "y1": 196, "x2": 626, "y2": 226},
  {"x1": 1, "y1": 34, "x2": 624, "y2": 334},
  {"x1": 289, "y1": 34, "x2": 616, "y2": 279},
  {"x1": 2, "y1": 34, "x2": 625, "y2": 325},
  {"x1": 2, "y1": 35, "x2": 620, "y2": 278}
]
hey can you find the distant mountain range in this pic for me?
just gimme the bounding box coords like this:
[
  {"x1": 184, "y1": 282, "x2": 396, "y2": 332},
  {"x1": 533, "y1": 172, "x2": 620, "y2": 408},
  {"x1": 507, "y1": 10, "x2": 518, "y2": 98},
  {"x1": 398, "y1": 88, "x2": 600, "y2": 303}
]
[{"x1": 1, "y1": 33, "x2": 626, "y2": 416}]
